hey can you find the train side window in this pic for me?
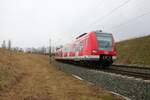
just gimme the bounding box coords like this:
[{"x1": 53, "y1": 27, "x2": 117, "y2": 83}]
[
  {"x1": 65, "y1": 48, "x2": 69, "y2": 52},
  {"x1": 79, "y1": 42, "x2": 83, "y2": 51},
  {"x1": 75, "y1": 44, "x2": 78, "y2": 52},
  {"x1": 74, "y1": 44, "x2": 77, "y2": 52},
  {"x1": 67, "y1": 48, "x2": 70, "y2": 52},
  {"x1": 75, "y1": 43, "x2": 80, "y2": 52}
]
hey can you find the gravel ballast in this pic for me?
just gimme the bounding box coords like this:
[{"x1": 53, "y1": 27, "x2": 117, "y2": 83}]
[{"x1": 54, "y1": 61, "x2": 150, "y2": 100}]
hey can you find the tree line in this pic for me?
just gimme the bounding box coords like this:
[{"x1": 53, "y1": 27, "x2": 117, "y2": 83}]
[
  {"x1": 0, "y1": 40, "x2": 55, "y2": 55},
  {"x1": 1, "y1": 40, "x2": 12, "y2": 50}
]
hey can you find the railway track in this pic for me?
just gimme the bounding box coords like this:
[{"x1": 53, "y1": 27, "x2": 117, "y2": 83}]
[
  {"x1": 56, "y1": 61, "x2": 150, "y2": 80},
  {"x1": 55, "y1": 61, "x2": 150, "y2": 100},
  {"x1": 104, "y1": 64, "x2": 150, "y2": 80}
]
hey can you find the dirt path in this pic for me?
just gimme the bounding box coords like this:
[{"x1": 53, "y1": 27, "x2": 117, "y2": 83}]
[{"x1": 0, "y1": 52, "x2": 124, "y2": 100}]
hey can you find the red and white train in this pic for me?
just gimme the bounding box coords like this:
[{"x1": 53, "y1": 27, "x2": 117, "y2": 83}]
[{"x1": 55, "y1": 30, "x2": 117, "y2": 67}]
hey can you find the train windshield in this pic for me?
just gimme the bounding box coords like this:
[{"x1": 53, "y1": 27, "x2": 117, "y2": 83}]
[{"x1": 96, "y1": 32, "x2": 113, "y2": 51}]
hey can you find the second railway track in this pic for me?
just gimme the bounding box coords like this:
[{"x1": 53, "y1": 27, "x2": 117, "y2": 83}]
[{"x1": 102, "y1": 64, "x2": 150, "y2": 80}]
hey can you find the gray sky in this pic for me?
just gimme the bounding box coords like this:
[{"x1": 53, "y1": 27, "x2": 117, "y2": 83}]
[{"x1": 0, "y1": 0, "x2": 150, "y2": 48}]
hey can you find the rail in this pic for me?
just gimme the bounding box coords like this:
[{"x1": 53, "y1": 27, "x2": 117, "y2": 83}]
[{"x1": 106, "y1": 64, "x2": 150, "y2": 80}]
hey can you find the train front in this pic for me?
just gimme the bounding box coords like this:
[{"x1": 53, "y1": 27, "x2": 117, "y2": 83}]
[{"x1": 92, "y1": 31, "x2": 117, "y2": 66}]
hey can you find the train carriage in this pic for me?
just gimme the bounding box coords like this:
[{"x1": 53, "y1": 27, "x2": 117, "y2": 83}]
[{"x1": 55, "y1": 30, "x2": 117, "y2": 67}]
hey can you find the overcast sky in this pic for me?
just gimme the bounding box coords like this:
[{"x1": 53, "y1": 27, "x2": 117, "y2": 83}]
[{"x1": 0, "y1": 0, "x2": 150, "y2": 48}]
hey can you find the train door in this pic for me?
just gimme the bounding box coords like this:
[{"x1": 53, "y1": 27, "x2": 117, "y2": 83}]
[
  {"x1": 75, "y1": 43, "x2": 79, "y2": 60},
  {"x1": 79, "y1": 41, "x2": 83, "y2": 56},
  {"x1": 83, "y1": 38, "x2": 89, "y2": 55}
]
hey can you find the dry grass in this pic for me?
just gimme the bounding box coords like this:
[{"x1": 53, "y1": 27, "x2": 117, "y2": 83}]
[{"x1": 0, "y1": 48, "x2": 124, "y2": 100}]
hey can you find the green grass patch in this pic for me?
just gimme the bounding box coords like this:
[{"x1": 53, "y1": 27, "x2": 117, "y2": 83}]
[{"x1": 115, "y1": 35, "x2": 150, "y2": 66}]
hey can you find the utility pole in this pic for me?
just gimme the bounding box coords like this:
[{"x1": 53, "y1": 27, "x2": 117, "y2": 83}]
[{"x1": 49, "y1": 38, "x2": 52, "y2": 63}]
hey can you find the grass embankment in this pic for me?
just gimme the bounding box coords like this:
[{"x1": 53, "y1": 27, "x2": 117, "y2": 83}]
[
  {"x1": 0, "y1": 49, "x2": 26, "y2": 92},
  {"x1": 115, "y1": 35, "x2": 150, "y2": 66},
  {"x1": 0, "y1": 48, "x2": 123, "y2": 100}
]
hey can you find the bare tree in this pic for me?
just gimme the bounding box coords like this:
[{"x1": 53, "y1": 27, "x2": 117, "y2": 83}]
[
  {"x1": 41, "y1": 47, "x2": 46, "y2": 54},
  {"x1": 1, "y1": 40, "x2": 6, "y2": 49},
  {"x1": 8, "y1": 40, "x2": 11, "y2": 50}
]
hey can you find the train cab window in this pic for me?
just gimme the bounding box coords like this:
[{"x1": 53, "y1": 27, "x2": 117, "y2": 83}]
[{"x1": 96, "y1": 32, "x2": 113, "y2": 50}]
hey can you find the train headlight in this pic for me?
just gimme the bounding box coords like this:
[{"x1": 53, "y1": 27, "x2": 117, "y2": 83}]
[
  {"x1": 92, "y1": 50, "x2": 98, "y2": 54},
  {"x1": 112, "y1": 56, "x2": 117, "y2": 60}
]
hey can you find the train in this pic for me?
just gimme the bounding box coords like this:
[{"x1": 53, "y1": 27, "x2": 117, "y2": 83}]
[{"x1": 55, "y1": 30, "x2": 117, "y2": 67}]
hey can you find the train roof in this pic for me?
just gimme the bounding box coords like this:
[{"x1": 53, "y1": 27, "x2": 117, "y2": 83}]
[
  {"x1": 76, "y1": 33, "x2": 87, "y2": 39},
  {"x1": 94, "y1": 30, "x2": 112, "y2": 35},
  {"x1": 55, "y1": 30, "x2": 114, "y2": 52}
]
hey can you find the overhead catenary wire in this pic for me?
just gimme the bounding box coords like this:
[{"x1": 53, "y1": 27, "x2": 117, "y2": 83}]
[
  {"x1": 73, "y1": 0, "x2": 105, "y2": 34},
  {"x1": 106, "y1": 11, "x2": 150, "y2": 30},
  {"x1": 81, "y1": 0, "x2": 131, "y2": 31}
]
